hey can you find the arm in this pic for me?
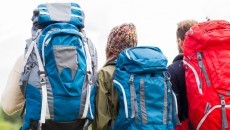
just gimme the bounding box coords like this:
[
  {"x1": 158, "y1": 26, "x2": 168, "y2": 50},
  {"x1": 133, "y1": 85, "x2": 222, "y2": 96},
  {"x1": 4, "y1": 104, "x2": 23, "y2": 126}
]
[
  {"x1": 93, "y1": 69, "x2": 113, "y2": 130},
  {"x1": 1, "y1": 55, "x2": 25, "y2": 115}
]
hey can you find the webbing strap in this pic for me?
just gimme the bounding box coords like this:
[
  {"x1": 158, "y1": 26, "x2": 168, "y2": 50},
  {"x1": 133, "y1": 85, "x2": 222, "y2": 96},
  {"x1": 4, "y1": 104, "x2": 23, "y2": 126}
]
[
  {"x1": 196, "y1": 104, "x2": 230, "y2": 130},
  {"x1": 81, "y1": 38, "x2": 93, "y2": 119},
  {"x1": 22, "y1": 40, "x2": 35, "y2": 73},
  {"x1": 197, "y1": 52, "x2": 211, "y2": 86},
  {"x1": 22, "y1": 29, "x2": 41, "y2": 73},
  {"x1": 129, "y1": 75, "x2": 138, "y2": 122},
  {"x1": 81, "y1": 80, "x2": 91, "y2": 119},
  {"x1": 134, "y1": 90, "x2": 138, "y2": 122},
  {"x1": 83, "y1": 36, "x2": 93, "y2": 75},
  {"x1": 34, "y1": 43, "x2": 45, "y2": 73},
  {"x1": 163, "y1": 80, "x2": 168, "y2": 124},
  {"x1": 129, "y1": 75, "x2": 135, "y2": 118},
  {"x1": 164, "y1": 71, "x2": 180, "y2": 125},
  {"x1": 34, "y1": 41, "x2": 48, "y2": 126},
  {"x1": 171, "y1": 86, "x2": 180, "y2": 125},
  {"x1": 140, "y1": 78, "x2": 148, "y2": 124},
  {"x1": 220, "y1": 95, "x2": 228, "y2": 130}
]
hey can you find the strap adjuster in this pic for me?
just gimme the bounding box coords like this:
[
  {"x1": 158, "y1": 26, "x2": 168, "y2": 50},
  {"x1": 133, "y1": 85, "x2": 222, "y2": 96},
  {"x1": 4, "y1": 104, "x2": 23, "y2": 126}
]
[
  {"x1": 38, "y1": 71, "x2": 46, "y2": 77},
  {"x1": 87, "y1": 71, "x2": 92, "y2": 84}
]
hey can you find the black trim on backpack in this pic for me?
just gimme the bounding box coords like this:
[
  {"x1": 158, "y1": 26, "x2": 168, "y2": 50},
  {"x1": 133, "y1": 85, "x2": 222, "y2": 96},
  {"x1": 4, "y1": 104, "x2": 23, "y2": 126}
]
[
  {"x1": 20, "y1": 103, "x2": 26, "y2": 120},
  {"x1": 104, "y1": 60, "x2": 117, "y2": 67},
  {"x1": 27, "y1": 119, "x2": 90, "y2": 130}
]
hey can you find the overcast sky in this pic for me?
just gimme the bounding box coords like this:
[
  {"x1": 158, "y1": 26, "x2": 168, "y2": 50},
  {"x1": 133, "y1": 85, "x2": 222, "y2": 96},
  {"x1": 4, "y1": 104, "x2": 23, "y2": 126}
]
[{"x1": 0, "y1": 0, "x2": 230, "y2": 97}]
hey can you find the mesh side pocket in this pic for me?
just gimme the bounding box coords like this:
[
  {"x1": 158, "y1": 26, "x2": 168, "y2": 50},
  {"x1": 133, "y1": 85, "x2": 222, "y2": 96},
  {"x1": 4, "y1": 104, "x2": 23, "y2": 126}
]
[{"x1": 53, "y1": 45, "x2": 78, "y2": 82}]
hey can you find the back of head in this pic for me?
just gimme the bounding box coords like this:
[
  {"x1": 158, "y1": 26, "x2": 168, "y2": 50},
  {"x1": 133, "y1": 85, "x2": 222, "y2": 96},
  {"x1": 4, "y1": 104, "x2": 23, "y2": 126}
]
[
  {"x1": 176, "y1": 20, "x2": 198, "y2": 53},
  {"x1": 105, "y1": 23, "x2": 138, "y2": 63},
  {"x1": 176, "y1": 20, "x2": 198, "y2": 41}
]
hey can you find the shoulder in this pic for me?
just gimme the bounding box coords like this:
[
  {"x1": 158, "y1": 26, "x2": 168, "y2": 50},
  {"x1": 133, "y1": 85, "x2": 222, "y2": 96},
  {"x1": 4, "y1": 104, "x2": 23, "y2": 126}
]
[
  {"x1": 168, "y1": 55, "x2": 184, "y2": 77},
  {"x1": 172, "y1": 53, "x2": 184, "y2": 62},
  {"x1": 168, "y1": 54, "x2": 184, "y2": 70},
  {"x1": 98, "y1": 65, "x2": 115, "y2": 80},
  {"x1": 100, "y1": 65, "x2": 115, "y2": 74},
  {"x1": 168, "y1": 60, "x2": 183, "y2": 72},
  {"x1": 15, "y1": 55, "x2": 24, "y2": 73}
]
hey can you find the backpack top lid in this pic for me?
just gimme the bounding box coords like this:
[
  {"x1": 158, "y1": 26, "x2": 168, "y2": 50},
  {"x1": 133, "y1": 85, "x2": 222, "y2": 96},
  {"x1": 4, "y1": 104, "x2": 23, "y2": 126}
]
[
  {"x1": 32, "y1": 3, "x2": 84, "y2": 29},
  {"x1": 116, "y1": 46, "x2": 168, "y2": 73},
  {"x1": 184, "y1": 20, "x2": 230, "y2": 54}
]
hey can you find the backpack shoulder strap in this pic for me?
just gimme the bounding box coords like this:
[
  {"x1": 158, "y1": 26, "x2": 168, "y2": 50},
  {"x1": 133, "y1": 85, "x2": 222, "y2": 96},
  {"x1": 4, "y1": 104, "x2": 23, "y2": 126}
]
[{"x1": 104, "y1": 60, "x2": 117, "y2": 67}]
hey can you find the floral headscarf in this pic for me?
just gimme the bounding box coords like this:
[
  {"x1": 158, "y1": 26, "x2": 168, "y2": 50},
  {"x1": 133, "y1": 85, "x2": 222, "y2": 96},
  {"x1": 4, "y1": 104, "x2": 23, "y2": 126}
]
[{"x1": 105, "y1": 23, "x2": 138, "y2": 63}]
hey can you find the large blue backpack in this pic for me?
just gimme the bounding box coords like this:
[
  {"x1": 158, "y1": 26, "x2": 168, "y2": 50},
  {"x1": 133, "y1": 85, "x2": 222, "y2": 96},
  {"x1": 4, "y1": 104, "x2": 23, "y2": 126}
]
[
  {"x1": 20, "y1": 3, "x2": 97, "y2": 130},
  {"x1": 112, "y1": 46, "x2": 179, "y2": 130}
]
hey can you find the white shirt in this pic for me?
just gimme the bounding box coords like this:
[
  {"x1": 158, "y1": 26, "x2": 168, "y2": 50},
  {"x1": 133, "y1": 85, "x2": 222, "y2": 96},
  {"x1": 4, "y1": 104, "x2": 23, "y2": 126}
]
[{"x1": 1, "y1": 55, "x2": 25, "y2": 115}]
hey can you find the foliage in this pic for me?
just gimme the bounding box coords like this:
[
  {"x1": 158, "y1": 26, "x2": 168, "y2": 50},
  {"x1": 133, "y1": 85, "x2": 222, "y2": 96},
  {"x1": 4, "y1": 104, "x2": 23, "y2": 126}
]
[
  {"x1": 0, "y1": 107, "x2": 22, "y2": 130},
  {"x1": 0, "y1": 107, "x2": 93, "y2": 130}
]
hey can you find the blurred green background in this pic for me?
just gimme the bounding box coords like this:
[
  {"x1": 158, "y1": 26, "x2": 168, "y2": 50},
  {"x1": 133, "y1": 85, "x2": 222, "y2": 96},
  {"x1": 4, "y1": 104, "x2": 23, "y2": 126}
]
[
  {"x1": 0, "y1": 107, "x2": 22, "y2": 130},
  {"x1": 0, "y1": 107, "x2": 92, "y2": 130}
]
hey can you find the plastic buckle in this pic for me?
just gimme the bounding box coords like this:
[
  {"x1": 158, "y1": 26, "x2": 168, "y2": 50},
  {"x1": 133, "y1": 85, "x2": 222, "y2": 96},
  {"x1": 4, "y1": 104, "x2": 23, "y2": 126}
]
[
  {"x1": 38, "y1": 71, "x2": 46, "y2": 77},
  {"x1": 87, "y1": 71, "x2": 92, "y2": 84}
]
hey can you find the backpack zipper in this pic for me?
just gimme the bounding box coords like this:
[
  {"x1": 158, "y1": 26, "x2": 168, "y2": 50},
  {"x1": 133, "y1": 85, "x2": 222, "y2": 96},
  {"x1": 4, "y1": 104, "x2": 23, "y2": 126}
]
[
  {"x1": 113, "y1": 80, "x2": 129, "y2": 118},
  {"x1": 197, "y1": 52, "x2": 211, "y2": 87}
]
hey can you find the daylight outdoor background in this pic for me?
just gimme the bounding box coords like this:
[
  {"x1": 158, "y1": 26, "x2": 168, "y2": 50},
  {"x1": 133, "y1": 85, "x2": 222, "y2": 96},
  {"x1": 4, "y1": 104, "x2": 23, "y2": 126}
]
[{"x1": 0, "y1": 0, "x2": 230, "y2": 129}]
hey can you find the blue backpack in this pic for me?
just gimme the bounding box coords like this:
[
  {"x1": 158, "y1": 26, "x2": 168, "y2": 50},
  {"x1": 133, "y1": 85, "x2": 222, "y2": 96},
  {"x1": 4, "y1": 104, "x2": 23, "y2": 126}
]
[
  {"x1": 112, "y1": 46, "x2": 179, "y2": 130},
  {"x1": 20, "y1": 3, "x2": 97, "y2": 130}
]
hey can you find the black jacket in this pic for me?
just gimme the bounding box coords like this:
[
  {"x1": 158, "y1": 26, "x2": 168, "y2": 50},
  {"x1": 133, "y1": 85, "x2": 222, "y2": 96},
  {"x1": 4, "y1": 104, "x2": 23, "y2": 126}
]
[{"x1": 167, "y1": 54, "x2": 188, "y2": 121}]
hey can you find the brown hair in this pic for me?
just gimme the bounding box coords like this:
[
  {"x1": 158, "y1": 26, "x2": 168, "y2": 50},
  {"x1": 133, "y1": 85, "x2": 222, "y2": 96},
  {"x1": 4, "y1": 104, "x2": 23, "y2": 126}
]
[{"x1": 176, "y1": 20, "x2": 198, "y2": 41}]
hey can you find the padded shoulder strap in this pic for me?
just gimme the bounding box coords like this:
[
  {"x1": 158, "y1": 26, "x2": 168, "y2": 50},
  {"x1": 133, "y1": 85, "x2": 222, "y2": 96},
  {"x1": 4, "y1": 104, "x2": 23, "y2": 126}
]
[{"x1": 104, "y1": 60, "x2": 117, "y2": 67}]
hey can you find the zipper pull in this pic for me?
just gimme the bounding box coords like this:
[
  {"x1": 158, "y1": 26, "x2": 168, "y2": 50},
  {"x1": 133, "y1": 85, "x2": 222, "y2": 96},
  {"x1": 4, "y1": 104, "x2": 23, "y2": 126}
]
[
  {"x1": 219, "y1": 94, "x2": 228, "y2": 130},
  {"x1": 129, "y1": 75, "x2": 134, "y2": 83}
]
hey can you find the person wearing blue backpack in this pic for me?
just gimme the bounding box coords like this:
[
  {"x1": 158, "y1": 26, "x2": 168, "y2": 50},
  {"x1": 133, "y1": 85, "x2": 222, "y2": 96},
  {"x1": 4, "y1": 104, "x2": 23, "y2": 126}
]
[
  {"x1": 1, "y1": 3, "x2": 97, "y2": 130},
  {"x1": 93, "y1": 22, "x2": 180, "y2": 130},
  {"x1": 92, "y1": 23, "x2": 138, "y2": 130}
]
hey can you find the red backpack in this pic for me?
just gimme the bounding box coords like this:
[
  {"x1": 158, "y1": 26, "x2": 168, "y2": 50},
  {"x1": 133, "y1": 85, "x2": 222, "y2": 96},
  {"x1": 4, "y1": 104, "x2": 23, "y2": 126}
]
[{"x1": 183, "y1": 20, "x2": 230, "y2": 130}]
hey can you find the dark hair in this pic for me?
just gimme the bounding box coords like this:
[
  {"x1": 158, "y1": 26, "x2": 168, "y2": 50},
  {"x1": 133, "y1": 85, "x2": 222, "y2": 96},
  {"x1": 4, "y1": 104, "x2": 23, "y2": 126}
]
[{"x1": 176, "y1": 20, "x2": 198, "y2": 41}]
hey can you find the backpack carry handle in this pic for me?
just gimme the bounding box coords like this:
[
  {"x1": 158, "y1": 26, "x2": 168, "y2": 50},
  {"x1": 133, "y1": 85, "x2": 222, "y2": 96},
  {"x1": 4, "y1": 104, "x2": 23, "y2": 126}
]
[{"x1": 201, "y1": 20, "x2": 230, "y2": 33}]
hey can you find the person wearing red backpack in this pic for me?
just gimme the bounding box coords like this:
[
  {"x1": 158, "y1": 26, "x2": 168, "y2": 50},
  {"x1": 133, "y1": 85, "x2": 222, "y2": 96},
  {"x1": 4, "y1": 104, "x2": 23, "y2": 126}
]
[
  {"x1": 167, "y1": 20, "x2": 198, "y2": 130},
  {"x1": 183, "y1": 20, "x2": 230, "y2": 130}
]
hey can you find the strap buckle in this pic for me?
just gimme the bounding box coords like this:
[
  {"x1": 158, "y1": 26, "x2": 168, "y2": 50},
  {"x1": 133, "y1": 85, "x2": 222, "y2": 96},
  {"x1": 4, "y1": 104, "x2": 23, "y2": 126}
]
[
  {"x1": 38, "y1": 71, "x2": 46, "y2": 77},
  {"x1": 87, "y1": 71, "x2": 92, "y2": 84}
]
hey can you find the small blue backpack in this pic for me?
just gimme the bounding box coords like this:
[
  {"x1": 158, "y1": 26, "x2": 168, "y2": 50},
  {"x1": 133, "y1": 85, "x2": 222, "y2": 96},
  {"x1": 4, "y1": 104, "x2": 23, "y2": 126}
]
[
  {"x1": 20, "y1": 3, "x2": 97, "y2": 130},
  {"x1": 112, "y1": 46, "x2": 179, "y2": 130}
]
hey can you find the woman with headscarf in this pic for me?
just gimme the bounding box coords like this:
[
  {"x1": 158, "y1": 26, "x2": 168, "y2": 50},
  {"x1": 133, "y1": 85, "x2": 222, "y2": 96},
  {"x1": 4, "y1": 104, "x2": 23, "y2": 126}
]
[{"x1": 92, "y1": 23, "x2": 138, "y2": 130}]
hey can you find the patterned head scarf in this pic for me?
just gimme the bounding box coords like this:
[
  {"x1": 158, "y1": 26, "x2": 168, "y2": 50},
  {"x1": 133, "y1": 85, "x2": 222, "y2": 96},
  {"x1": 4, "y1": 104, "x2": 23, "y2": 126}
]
[{"x1": 105, "y1": 23, "x2": 138, "y2": 63}]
